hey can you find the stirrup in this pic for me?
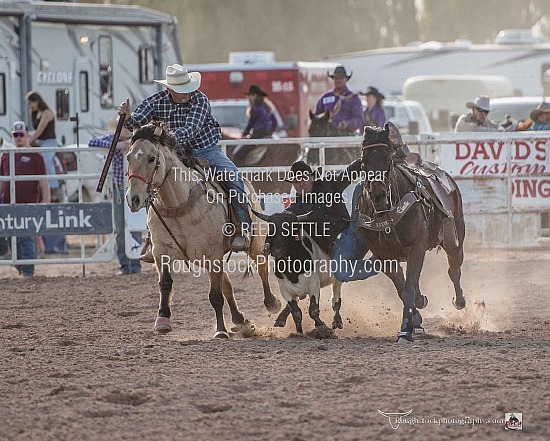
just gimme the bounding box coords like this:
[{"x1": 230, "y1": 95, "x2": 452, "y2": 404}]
[
  {"x1": 230, "y1": 232, "x2": 250, "y2": 252},
  {"x1": 139, "y1": 248, "x2": 155, "y2": 263}
]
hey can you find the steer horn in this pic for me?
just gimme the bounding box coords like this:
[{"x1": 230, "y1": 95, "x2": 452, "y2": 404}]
[
  {"x1": 251, "y1": 209, "x2": 270, "y2": 222},
  {"x1": 295, "y1": 211, "x2": 314, "y2": 222}
]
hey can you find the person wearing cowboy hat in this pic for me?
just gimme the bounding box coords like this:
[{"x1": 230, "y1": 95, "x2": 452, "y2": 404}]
[
  {"x1": 284, "y1": 158, "x2": 380, "y2": 282},
  {"x1": 118, "y1": 64, "x2": 252, "y2": 256},
  {"x1": 454, "y1": 94, "x2": 501, "y2": 132},
  {"x1": 242, "y1": 84, "x2": 277, "y2": 139},
  {"x1": 528, "y1": 101, "x2": 550, "y2": 131},
  {"x1": 313, "y1": 65, "x2": 364, "y2": 134},
  {"x1": 361, "y1": 86, "x2": 386, "y2": 128}
]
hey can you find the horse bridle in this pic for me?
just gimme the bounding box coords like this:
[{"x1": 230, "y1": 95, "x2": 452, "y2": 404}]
[
  {"x1": 361, "y1": 142, "x2": 397, "y2": 212},
  {"x1": 126, "y1": 124, "x2": 163, "y2": 187}
]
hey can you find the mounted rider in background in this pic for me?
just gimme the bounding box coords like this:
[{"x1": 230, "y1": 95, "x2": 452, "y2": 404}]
[{"x1": 314, "y1": 65, "x2": 364, "y2": 135}]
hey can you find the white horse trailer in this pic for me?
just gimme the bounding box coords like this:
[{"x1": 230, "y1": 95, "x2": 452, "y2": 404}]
[{"x1": 0, "y1": 0, "x2": 182, "y2": 144}]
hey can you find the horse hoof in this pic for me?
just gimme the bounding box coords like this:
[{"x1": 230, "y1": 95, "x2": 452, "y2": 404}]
[
  {"x1": 213, "y1": 330, "x2": 229, "y2": 339},
  {"x1": 416, "y1": 295, "x2": 428, "y2": 309},
  {"x1": 265, "y1": 297, "x2": 282, "y2": 314},
  {"x1": 414, "y1": 326, "x2": 425, "y2": 335},
  {"x1": 452, "y1": 297, "x2": 466, "y2": 310},
  {"x1": 231, "y1": 322, "x2": 255, "y2": 333},
  {"x1": 154, "y1": 317, "x2": 172, "y2": 333},
  {"x1": 273, "y1": 319, "x2": 286, "y2": 328},
  {"x1": 396, "y1": 332, "x2": 414, "y2": 343},
  {"x1": 332, "y1": 321, "x2": 343, "y2": 330}
]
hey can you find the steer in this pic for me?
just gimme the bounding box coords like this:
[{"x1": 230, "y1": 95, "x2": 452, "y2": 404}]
[{"x1": 252, "y1": 210, "x2": 343, "y2": 334}]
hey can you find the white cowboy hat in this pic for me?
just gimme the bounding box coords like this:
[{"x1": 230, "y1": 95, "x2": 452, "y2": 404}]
[
  {"x1": 154, "y1": 64, "x2": 201, "y2": 93},
  {"x1": 466, "y1": 94, "x2": 491, "y2": 112}
]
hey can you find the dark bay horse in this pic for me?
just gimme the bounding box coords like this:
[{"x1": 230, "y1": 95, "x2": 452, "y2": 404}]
[
  {"x1": 359, "y1": 124, "x2": 466, "y2": 342},
  {"x1": 308, "y1": 111, "x2": 359, "y2": 164}
]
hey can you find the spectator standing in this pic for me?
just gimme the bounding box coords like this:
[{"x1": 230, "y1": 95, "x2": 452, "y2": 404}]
[
  {"x1": 89, "y1": 120, "x2": 141, "y2": 275},
  {"x1": 26, "y1": 91, "x2": 67, "y2": 254},
  {"x1": 0, "y1": 121, "x2": 50, "y2": 277}
]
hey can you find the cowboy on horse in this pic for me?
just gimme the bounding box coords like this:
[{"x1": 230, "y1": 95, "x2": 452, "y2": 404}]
[
  {"x1": 313, "y1": 65, "x2": 364, "y2": 135},
  {"x1": 118, "y1": 64, "x2": 252, "y2": 260}
]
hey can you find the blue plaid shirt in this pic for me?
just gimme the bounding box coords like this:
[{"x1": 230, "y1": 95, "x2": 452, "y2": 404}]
[
  {"x1": 88, "y1": 134, "x2": 124, "y2": 185},
  {"x1": 124, "y1": 89, "x2": 221, "y2": 151}
]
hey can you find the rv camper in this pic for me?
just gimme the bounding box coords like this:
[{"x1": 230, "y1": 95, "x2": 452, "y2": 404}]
[
  {"x1": 0, "y1": 0, "x2": 182, "y2": 144},
  {"x1": 402, "y1": 75, "x2": 515, "y2": 131},
  {"x1": 324, "y1": 40, "x2": 550, "y2": 99}
]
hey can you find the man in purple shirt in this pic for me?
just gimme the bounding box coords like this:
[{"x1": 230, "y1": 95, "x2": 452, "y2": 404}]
[{"x1": 314, "y1": 66, "x2": 364, "y2": 134}]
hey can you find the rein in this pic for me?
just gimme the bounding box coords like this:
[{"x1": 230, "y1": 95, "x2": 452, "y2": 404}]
[{"x1": 359, "y1": 143, "x2": 419, "y2": 237}]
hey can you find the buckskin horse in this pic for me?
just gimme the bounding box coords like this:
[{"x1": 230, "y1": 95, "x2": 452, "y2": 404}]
[
  {"x1": 358, "y1": 124, "x2": 466, "y2": 342},
  {"x1": 125, "y1": 122, "x2": 281, "y2": 338}
]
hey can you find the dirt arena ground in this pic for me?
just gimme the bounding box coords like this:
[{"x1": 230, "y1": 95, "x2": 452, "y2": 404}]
[{"x1": 1, "y1": 245, "x2": 549, "y2": 440}]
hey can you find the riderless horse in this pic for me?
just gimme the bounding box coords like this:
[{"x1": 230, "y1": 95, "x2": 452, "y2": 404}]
[
  {"x1": 358, "y1": 124, "x2": 466, "y2": 342},
  {"x1": 125, "y1": 122, "x2": 281, "y2": 338}
]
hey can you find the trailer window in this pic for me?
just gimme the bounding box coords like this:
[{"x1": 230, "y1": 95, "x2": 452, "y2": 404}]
[
  {"x1": 0, "y1": 73, "x2": 5, "y2": 115},
  {"x1": 99, "y1": 36, "x2": 113, "y2": 108},
  {"x1": 79, "y1": 71, "x2": 89, "y2": 112},
  {"x1": 56, "y1": 89, "x2": 70, "y2": 120},
  {"x1": 139, "y1": 46, "x2": 155, "y2": 83}
]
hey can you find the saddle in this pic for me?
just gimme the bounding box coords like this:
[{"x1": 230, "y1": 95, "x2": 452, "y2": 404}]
[
  {"x1": 396, "y1": 162, "x2": 459, "y2": 248},
  {"x1": 188, "y1": 159, "x2": 251, "y2": 248}
]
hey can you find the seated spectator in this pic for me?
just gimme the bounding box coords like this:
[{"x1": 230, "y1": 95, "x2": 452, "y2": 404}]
[
  {"x1": 454, "y1": 95, "x2": 501, "y2": 132},
  {"x1": 528, "y1": 101, "x2": 550, "y2": 131}
]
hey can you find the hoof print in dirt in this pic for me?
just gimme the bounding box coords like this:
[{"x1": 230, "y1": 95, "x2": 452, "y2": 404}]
[{"x1": 195, "y1": 403, "x2": 232, "y2": 414}]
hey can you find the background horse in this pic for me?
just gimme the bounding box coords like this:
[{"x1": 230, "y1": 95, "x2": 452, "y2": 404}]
[
  {"x1": 308, "y1": 111, "x2": 359, "y2": 165},
  {"x1": 126, "y1": 123, "x2": 281, "y2": 338},
  {"x1": 359, "y1": 124, "x2": 466, "y2": 342}
]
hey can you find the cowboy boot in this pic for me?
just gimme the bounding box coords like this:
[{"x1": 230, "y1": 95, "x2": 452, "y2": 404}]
[{"x1": 139, "y1": 234, "x2": 155, "y2": 263}]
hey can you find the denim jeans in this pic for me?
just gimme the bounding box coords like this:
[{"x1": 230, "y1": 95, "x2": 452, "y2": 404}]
[
  {"x1": 114, "y1": 186, "x2": 141, "y2": 273},
  {"x1": 193, "y1": 145, "x2": 251, "y2": 229},
  {"x1": 331, "y1": 182, "x2": 379, "y2": 283},
  {"x1": 15, "y1": 236, "x2": 36, "y2": 277},
  {"x1": 38, "y1": 137, "x2": 66, "y2": 253},
  {"x1": 37, "y1": 138, "x2": 59, "y2": 190}
]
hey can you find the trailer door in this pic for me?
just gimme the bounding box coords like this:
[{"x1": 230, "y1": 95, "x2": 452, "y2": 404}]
[
  {"x1": 74, "y1": 57, "x2": 97, "y2": 141},
  {"x1": 0, "y1": 59, "x2": 13, "y2": 140}
]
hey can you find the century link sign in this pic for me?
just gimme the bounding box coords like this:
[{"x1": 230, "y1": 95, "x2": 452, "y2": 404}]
[{"x1": 0, "y1": 203, "x2": 113, "y2": 236}]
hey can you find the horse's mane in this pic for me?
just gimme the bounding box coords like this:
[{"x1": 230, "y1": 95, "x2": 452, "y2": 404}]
[{"x1": 131, "y1": 122, "x2": 195, "y2": 167}]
